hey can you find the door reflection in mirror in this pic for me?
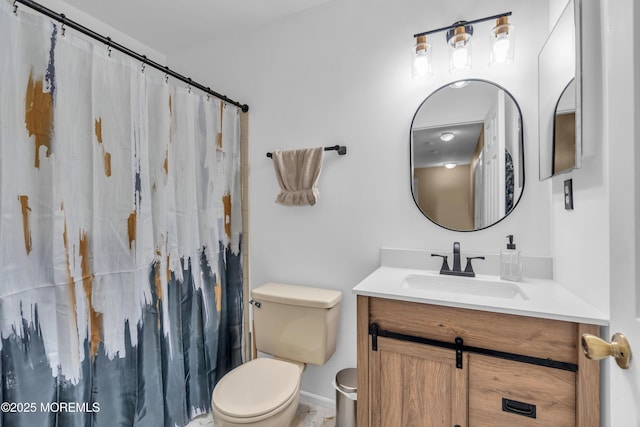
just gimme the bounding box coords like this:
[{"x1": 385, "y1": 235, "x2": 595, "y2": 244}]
[{"x1": 411, "y1": 79, "x2": 524, "y2": 231}]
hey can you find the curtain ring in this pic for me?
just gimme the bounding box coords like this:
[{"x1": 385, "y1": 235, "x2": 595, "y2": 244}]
[
  {"x1": 187, "y1": 78, "x2": 192, "y2": 94},
  {"x1": 164, "y1": 66, "x2": 170, "y2": 84},
  {"x1": 141, "y1": 55, "x2": 147, "y2": 74},
  {"x1": 60, "y1": 13, "x2": 66, "y2": 37},
  {"x1": 13, "y1": 0, "x2": 18, "y2": 15},
  {"x1": 106, "y1": 36, "x2": 112, "y2": 57},
  {"x1": 206, "y1": 88, "x2": 211, "y2": 102}
]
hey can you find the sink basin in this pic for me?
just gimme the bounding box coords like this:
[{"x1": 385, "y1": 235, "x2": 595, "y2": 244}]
[{"x1": 401, "y1": 274, "x2": 528, "y2": 300}]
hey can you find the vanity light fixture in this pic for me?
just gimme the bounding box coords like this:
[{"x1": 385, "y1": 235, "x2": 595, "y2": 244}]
[
  {"x1": 444, "y1": 163, "x2": 457, "y2": 169},
  {"x1": 413, "y1": 11, "x2": 513, "y2": 78},
  {"x1": 440, "y1": 132, "x2": 455, "y2": 142}
]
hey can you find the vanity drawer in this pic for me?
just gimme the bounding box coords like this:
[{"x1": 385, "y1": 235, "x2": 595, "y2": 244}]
[
  {"x1": 469, "y1": 353, "x2": 576, "y2": 426},
  {"x1": 368, "y1": 298, "x2": 579, "y2": 363}
]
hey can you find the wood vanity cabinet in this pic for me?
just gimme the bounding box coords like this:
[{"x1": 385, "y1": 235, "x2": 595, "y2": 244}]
[{"x1": 356, "y1": 296, "x2": 600, "y2": 427}]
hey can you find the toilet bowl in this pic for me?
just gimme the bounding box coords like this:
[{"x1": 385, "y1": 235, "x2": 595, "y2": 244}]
[
  {"x1": 211, "y1": 283, "x2": 342, "y2": 427},
  {"x1": 211, "y1": 358, "x2": 304, "y2": 426}
]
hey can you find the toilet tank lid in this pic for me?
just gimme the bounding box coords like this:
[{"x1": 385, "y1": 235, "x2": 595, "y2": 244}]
[{"x1": 252, "y1": 283, "x2": 342, "y2": 308}]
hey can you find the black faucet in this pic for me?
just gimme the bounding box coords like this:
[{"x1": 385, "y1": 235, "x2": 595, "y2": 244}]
[
  {"x1": 452, "y1": 241, "x2": 462, "y2": 273},
  {"x1": 431, "y1": 242, "x2": 485, "y2": 277}
]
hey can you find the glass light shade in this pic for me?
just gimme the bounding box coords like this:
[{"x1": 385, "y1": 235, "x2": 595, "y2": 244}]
[
  {"x1": 448, "y1": 26, "x2": 472, "y2": 73},
  {"x1": 412, "y1": 36, "x2": 433, "y2": 79},
  {"x1": 489, "y1": 17, "x2": 515, "y2": 65}
]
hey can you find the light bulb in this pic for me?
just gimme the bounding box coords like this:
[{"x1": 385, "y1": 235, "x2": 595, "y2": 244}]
[
  {"x1": 492, "y1": 38, "x2": 511, "y2": 63},
  {"x1": 444, "y1": 163, "x2": 457, "y2": 169},
  {"x1": 452, "y1": 46, "x2": 469, "y2": 70},
  {"x1": 414, "y1": 55, "x2": 430, "y2": 76},
  {"x1": 494, "y1": 37, "x2": 511, "y2": 54}
]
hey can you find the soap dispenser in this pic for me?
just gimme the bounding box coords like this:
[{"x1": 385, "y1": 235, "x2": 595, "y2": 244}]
[{"x1": 501, "y1": 235, "x2": 523, "y2": 282}]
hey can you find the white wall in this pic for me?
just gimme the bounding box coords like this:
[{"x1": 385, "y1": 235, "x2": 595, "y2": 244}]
[
  {"x1": 171, "y1": 0, "x2": 556, "y2": 399},
  {"x1": 550, "y1": 0, "x2": 609, "y2": 315}
]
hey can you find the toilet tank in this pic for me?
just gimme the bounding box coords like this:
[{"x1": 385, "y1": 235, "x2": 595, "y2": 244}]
[{"x1": 251, "y1": 283, "x2": 342, "y2": 366}]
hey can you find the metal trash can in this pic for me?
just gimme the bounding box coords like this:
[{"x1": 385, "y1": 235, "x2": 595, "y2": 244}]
[{"x1": 334, "y1": 368, "x2": 357, "y2": 427}]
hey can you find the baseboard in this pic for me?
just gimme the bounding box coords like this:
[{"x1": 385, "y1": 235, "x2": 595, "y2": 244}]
[{"x1": 299, "y1": 390, "x2": 336, "y2": 410}]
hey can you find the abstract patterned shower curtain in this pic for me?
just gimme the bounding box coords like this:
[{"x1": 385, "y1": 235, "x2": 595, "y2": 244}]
[{"x1": 0, "y1": 3, "x2": 244, "y2": 426}]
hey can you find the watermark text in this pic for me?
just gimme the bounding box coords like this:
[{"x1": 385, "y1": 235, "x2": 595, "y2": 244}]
[{"x1": 1, "y1": 401, "x2": 100, "y2": 413}]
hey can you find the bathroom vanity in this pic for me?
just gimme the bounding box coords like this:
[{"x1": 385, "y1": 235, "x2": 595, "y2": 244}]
[{"x1": 353, "y1": 252, "x2": 607, "y2": 427}]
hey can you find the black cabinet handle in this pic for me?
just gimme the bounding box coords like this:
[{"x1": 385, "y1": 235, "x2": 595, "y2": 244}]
[{"x1": 502, "y1": 398, "x2": 537, "y2": 419}]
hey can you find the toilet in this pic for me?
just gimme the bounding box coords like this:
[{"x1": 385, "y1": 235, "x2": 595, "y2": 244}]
[{"x1": 211, "y1": 283, "x2": 342, "y2": 427}]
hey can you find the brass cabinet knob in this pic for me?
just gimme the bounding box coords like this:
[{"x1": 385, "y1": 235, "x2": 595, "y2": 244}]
[{"x1": 581, "y1": 333, "x2": 632, "y2": 369}]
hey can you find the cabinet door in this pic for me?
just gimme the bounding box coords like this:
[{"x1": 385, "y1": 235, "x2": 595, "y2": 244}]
[
  {"x1": 370, "y1": 336, "x2": 468, "y2": 427},
  {"x1": 468, "y1": 353, "x2": 576, "y2": 426}
]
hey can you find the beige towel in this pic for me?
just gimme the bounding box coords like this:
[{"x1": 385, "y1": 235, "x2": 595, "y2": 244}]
[{"x1": 272, "y1": 147, "x2": 324, "y2": 206}]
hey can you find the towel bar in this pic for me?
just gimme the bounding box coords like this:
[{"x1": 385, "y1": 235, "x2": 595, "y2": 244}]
[{"x1": 266, "y1": 145, "x2": 347, "y2": 158}]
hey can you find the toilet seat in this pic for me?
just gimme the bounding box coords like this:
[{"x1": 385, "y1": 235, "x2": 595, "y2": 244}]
[{"x1": 212, "y1": 358, "x2": 301, "y2": 421}]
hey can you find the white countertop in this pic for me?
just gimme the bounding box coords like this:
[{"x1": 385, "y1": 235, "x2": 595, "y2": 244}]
[{"x1": 352, "y1": 266, "x2": 609, "y2": 326}]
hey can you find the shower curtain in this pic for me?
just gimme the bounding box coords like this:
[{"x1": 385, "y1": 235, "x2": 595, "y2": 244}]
[{"x1": 0, "y1": 2, "x2": 244, "y2": 426}]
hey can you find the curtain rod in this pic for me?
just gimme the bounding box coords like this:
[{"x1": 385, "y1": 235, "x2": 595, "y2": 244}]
[{"x1": 13, "y1": 0, "x2": 250, "y2": 113}]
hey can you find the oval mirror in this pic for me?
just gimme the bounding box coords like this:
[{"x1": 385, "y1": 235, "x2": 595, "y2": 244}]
[{"x1": 410, "y1": 79, "x2": 524, "y2": 231}]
